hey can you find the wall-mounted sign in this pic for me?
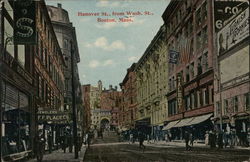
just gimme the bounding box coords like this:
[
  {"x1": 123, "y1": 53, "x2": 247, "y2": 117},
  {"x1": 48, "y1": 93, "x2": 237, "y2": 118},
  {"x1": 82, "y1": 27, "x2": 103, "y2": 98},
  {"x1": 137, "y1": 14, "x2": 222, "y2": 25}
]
[
  {"x1": 37, "y1": 109, "x2": 70, "y2": 123},
  {"x1": 169, "y1": 50, "x2": 179, "y2": 64},
  {"x1": 214, "y1": 1, "x2": 249, "y2": 32},
  {"x1": 14, "y1": 0, "x2": 37, "y2": 44},
  {"x1": 176, "y1": 73, "x2": 183, "y2": 113},
  {"x1": 217, "y1": 8, "x2": 249, "y2": 55}
]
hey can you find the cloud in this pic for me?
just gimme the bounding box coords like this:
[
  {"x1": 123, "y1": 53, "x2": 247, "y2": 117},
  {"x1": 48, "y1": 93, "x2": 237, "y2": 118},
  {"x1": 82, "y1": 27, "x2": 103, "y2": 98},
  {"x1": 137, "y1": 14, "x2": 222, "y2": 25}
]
[
  {"x1": 96, "y1": 0, "x2": 120, "y2": 7},
  {"x1": 85, "y1": 37, "x2": 125, "y2": 51},
  {"x1": 96, "y1": 17, "x2": 146, "y2": 29},
  {"x1": 128, "y1": 56, "x2": 139, "y2": 62},
  {"x1": 103, "y1": 59, "x2": 114, "y2": 66},
  {"x1": 89, "y1": 60, "x2": 100, "y2": 68},
  {"x1": 88, "y1": 59, "x2": 115, "y2": 68}
]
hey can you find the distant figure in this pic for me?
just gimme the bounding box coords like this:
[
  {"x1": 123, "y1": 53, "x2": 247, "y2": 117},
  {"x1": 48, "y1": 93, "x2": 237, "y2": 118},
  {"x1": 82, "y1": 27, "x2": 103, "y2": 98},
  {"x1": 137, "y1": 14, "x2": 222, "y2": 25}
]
[
  {"x1": 184, "y1": 131, "x2": 191, "y2": 151},
  {"x1": 129, "y1": 133, "x2": 133, "y2": 144},
  {"x1": 138, "y1": 132, "x2": 146, "y2": 152},
  {"x1": 61, "y1": 134, "x2": 67, "y2": 153},
  {"x1": 48, "y1": 132, "x2": 53, "y2": 153},
  {"x1": 189, "y1": 133, "x2": 194, "y2": 146},
  {"x1": 205, "y1": 131, "x2": 209, "y2": 145},
  {"x1": 217, "y1": 131, "x2": 223, "y2": 149},
  {"x1": 147, "y1": 134, "x2": 150, "y2": 144}
]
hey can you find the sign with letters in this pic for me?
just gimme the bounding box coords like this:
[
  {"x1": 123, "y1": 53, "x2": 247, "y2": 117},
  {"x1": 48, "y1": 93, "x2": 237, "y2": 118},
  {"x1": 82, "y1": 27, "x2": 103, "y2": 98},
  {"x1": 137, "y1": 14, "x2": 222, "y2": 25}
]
[
  {"x1": 37, "y1": 109, "x2": 70, "y2": 123},
  {"x1": 217, "y1": 8, "x2": 249, "y2": 55},
  {"x1": 14, "y1": 0, "x2": 36, "y2": 44},
  {"x1": 176, "y1": 74, "x2": 183, "y2": 112},
  {"x1": 214, "y1": 1, "x2": 249, "y2": 32}
]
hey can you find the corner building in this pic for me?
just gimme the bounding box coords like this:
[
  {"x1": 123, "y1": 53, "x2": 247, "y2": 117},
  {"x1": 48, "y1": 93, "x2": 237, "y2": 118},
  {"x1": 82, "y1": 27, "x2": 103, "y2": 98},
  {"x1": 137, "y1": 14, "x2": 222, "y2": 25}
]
[{"x1": 163, "y1": 0, "x2": 214, "y2": 140}]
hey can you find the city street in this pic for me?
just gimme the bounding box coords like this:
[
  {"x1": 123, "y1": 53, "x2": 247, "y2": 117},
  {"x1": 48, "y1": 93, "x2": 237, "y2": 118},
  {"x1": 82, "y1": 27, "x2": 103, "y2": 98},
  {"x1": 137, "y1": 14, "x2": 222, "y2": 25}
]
[{"x1": 84, "y1": 132, "x2": 250, "y2": 162}]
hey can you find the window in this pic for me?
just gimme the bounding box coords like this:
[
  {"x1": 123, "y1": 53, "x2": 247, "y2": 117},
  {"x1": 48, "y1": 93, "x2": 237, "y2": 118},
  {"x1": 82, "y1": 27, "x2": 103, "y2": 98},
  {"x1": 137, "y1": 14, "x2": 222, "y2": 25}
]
[
  {"x1": 199, "y1": 90, "x2": 203, "y2": 107},
  {"x1": 196, "y1": 32, "x2": 202, "y2": 50},
  {"x1": 203, "y1": 52, "x2": 208, "y2": 71},
  {"x1": 190, "y1": 63, "x2": 194, "y2": 79},
  {"x1": 224, "y1": 99, "x2": 228, "y2": 114},
  {"x1": 197, "y1": 57, "x2": 202, "y2": 75},
  {"x1": 196, "y1": 8, "x2": 201, "y2": 27},
  {"x1": 245, "y1": 93, "x2": 250, "y2": 110},
  {"x1": 202, "y1": 26, "x2": 208, "y2": 46},
  {"x1": 216, "y1": 102, "x2": 220, "y2": 116},
  {"x1": 233, "y1": 96, "x2": 238, "y2": 113},
  {"x1": 186, "y1": 66, "x2": 190, "y2": 82}
]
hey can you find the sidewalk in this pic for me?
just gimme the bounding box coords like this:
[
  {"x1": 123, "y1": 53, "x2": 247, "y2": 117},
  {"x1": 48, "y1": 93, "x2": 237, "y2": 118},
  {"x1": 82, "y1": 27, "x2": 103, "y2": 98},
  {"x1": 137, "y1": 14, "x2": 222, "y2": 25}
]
[
  {"x1": 27, "y1": 145, "x2": 87, "y2": 162},
  {"x1": 144, "y1": 140, "x2": 250, "y2": 150}
]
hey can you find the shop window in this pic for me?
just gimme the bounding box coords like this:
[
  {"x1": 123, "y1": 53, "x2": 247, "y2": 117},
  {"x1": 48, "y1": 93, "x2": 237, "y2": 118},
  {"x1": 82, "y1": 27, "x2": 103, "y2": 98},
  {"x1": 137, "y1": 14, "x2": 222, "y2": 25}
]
[
  {"x1": 1, "y1": 83, "x2": 31, "y2": 157},
  {"x1": 224, "y1": 99, "x2": 229, "y2": 114},
  {"x1": 245, "y1": 93, "x2": 250, "y2": 111},
  {"x1": 233, "y1": 96, "x2": 238, "y2": 113}
]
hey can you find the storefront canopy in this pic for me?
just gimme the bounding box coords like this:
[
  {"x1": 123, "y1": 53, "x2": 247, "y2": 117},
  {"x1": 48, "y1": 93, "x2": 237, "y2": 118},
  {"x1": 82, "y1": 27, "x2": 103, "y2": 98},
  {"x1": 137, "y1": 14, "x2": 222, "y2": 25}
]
[
  {"x1": 162, "y1": 120, "x2": 180, "y2": 130},
  {"x1": 173, "y1": 117, "x2": 194, "y2": 128},
  {"x1": 187, "y1": 113, "x2": 213, "y2": 126}
]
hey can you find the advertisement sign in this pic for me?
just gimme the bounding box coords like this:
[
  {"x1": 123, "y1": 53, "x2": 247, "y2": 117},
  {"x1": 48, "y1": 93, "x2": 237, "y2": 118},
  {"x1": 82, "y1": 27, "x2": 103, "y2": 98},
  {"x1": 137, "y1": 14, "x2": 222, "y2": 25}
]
[
  {"x1": 169, "y1": 50, "x2": 179, "y2": 64},
  {"x1": 217, "y1": 8, "x2": 249, "y2": 55},
  {"x1": 214, "y1": 1, "x2": 249, "y2": 32},
  {"x1": 176, "y1": 73, "x2": 183, "y2": 112},
  {"x1": 37, "y1": 110, "x2": 70, "y2": 123},
  {"x1": 14, "y1": 0, "x2": 37, "y2": 44}
]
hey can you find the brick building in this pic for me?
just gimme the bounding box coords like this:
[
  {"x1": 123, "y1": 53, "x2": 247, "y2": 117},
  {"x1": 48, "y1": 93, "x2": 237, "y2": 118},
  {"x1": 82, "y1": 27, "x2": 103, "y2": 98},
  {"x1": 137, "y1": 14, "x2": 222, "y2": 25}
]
[
  {"x1": 119, "y1": 63, "x2": 137, "y2": 131},
  {"x1": 163, "y1": 0, "x2": 215, "y2": 140}
]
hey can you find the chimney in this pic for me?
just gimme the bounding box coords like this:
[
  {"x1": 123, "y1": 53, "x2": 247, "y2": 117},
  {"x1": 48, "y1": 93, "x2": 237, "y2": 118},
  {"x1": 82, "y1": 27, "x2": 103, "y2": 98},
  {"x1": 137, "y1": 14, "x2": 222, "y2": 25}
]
[{"x1": 57, "y1": 3, "x2": 62, "y2": 8}]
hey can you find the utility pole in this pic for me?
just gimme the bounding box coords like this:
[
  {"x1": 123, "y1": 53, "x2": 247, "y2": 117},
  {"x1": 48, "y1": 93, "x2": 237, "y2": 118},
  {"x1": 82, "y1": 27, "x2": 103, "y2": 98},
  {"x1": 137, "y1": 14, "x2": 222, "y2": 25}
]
[
  {"x1": 0, "y1": 1, "x2": 4, "y2": 160},
  {"x1": 70, "y1": 41, "x2": 78, "y2": 159}
]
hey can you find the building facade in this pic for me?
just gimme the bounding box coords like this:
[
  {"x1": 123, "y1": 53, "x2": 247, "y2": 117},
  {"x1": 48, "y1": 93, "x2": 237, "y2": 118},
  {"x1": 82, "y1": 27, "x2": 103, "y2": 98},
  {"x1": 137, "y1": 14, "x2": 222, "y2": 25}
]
[
  {"x1": 46, "y1": 3, "x2": 83, "y2": 135},
  {"x1": 119, "y1": 63, "x2": 137, "y2": 131},
  {"x1": 163, "y1": 0, "x2": 215, "y2": 140},
  {"x1": 1, "y1": 0, "x2": 66, "y2": 160},
  {"x1": 135, "y1": 25, "x2": 168, "y2": 138},
  {"x1": 213, "y1": 1, "x2": 249, "y2": 146}
]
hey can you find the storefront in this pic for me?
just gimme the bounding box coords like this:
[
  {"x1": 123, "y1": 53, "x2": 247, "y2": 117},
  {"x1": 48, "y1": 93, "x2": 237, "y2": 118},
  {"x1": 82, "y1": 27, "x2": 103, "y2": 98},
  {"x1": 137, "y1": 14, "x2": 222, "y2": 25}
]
[{"x1": 1, "y1": 81, "x2": 32, "y2": 161}]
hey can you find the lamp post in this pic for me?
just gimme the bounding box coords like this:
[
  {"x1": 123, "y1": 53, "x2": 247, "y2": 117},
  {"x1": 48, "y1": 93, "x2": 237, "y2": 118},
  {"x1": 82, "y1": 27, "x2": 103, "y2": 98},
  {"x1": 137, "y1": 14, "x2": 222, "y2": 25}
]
[{"x1": 70, "y1": 40, "x2": 78, "y2": 159}]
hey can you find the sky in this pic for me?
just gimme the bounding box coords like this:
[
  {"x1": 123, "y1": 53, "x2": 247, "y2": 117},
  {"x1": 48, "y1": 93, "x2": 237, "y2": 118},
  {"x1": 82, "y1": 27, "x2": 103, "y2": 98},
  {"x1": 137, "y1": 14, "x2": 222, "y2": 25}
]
[{"x1": 46, "y1": 0, "x2": 169, "y2": 89}]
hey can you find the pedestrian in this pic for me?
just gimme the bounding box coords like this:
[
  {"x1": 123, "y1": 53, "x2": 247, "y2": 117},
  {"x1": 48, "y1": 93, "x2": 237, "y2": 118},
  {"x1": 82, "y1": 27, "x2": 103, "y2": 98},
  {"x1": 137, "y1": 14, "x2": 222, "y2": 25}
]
[
  {"x1": 138, "y1": 132, "x2": 146, "y2": 152},
  {"x1": 147, "y1": 134, "x2": 150, "y2": 144},
  {"x1": 217, "y1": 130, "x2": 223, "y2": 149},
  {"x1": 48, "y1": 132, "x2": 53, "y2": 153},
  {"x1": 68, "y1": 135, "x2": 73, "y2": 153},
  {"x1": 205, "y1": 131, "x2": 209, "y2": 145},
  {"x1": 189, "y1": 133, "x2": 194, "y2": 147},
  {"x1": 184, "y1": 130, "x2": 191, "y2": 151},
  {"x1": 129, "y1": 133, "x2": 133, "y2": 144},
  {"x1": 61, "y1": 134, "x2": 67, "y2": 153}
]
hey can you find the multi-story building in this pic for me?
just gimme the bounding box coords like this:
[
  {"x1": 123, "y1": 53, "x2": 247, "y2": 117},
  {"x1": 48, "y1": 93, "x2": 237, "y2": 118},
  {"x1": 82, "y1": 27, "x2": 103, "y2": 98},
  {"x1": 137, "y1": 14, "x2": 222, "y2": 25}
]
[
  {"x1": 1, "y1": 0, "x2": 66, "y2": 160},
  {"x1": 119, "y1": 63, "x2": 137, "y2": 131},
  {"x1": 47, "y1": 3, "x2": 83, "y2": 135},
  {"x1": 163, "y1": 0, "x2": 214, "y2": 140},
  {"x1": 135, "y1": 25, "x2": 168, "y2": 138},
  {"x1": 213, "y1": 1, "x2": 249, "y2": 145}
]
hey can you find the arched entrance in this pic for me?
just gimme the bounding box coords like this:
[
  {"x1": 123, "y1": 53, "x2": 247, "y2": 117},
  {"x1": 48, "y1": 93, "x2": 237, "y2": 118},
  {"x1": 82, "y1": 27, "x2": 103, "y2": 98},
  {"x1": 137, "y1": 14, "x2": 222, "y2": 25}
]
[{"x1": 100, "y1": 118, "x2": 110, "y2": 130}]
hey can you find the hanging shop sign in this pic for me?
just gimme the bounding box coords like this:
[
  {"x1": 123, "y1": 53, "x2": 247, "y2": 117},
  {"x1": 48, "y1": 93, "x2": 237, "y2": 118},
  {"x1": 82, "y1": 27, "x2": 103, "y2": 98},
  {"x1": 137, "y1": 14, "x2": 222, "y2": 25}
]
[
  {"x1": 169, "y1": 50, "x2": 179, "y2": 64},
  {"x1": 176, "y1": 73, "x2": 183, "y2": 113},
  {"x1": 217, "y1": 8, "x2": 249, "y2": 55},
  {"x1": 214, "y1": 1, "x2": 249, "y2": 32},
  {"x1": 37, "y1": 109, "x2": 70, "y2": 123},
  {"x1": 14, "y1": 0, "x2": 37, "y2": 44}
]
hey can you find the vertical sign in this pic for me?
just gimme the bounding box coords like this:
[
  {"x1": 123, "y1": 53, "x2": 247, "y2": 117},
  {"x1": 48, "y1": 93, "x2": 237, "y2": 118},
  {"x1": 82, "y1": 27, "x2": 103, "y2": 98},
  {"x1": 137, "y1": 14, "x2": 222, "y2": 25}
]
[
  {"x1": 14, "y1": 0, "x2": 36, "y2": 44},
  {"x1": 214, "y1": 1, "x2": 249, "y2": 32},
  {"x1": 176, "y1": 74, "x2": 183, "y2": 113}
]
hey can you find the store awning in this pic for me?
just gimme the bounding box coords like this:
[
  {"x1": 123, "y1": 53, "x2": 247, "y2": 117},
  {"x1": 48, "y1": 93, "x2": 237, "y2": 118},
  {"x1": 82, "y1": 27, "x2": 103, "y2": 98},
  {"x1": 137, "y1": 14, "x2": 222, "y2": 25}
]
[
  {"x1": 187, "y1": 113, "x2": 213, "y2": 126},
  {"x1": 162, "y1": 120, "x2": 180, "y2": 130},
  {"x1": 173, "y1": 117, "x2": 194, "y2": 128}
]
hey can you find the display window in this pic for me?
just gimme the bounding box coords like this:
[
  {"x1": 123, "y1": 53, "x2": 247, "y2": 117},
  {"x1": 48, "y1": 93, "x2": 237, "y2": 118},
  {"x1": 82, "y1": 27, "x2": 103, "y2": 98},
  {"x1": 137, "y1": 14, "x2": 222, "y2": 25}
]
[{"x1": 1, "y1": 82, "x2": 31, "y2": 157}]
